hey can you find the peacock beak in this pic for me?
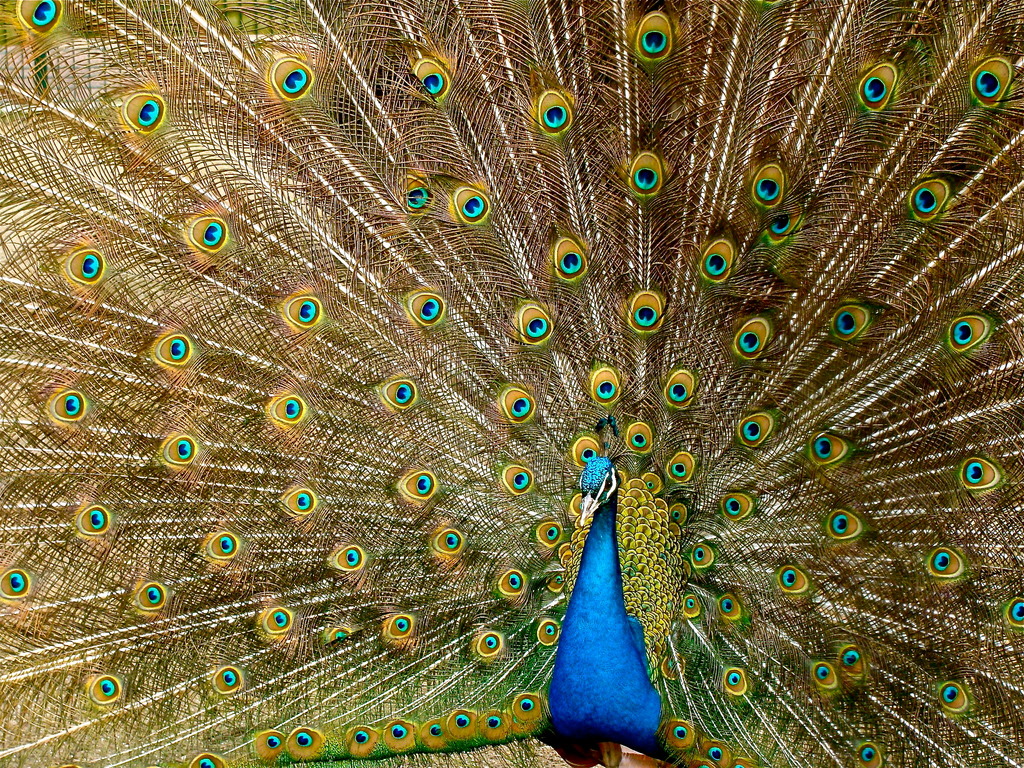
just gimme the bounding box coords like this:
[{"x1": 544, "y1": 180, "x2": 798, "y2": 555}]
[{"x1": 580, "y1": 493, "x2": 601, "y2": 527}]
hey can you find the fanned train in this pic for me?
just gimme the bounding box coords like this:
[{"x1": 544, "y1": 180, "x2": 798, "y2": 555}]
[{"x1": 1, "y1": 1, "x2": 1023, "y2": 767}]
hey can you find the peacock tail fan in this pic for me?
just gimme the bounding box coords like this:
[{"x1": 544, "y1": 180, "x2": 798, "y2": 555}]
[{"x1": 0, "y1": 0, "x2": 1023, "y2": 767}]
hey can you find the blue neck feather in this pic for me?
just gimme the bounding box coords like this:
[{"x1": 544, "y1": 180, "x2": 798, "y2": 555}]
[{"x1": 548, "y1": 494, "x2": 664, "y2": 757}]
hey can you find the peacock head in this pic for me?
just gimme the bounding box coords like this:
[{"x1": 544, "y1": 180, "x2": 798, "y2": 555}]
[{"x1": 579, "y1": 455, "x2": 617, "y2": 526}]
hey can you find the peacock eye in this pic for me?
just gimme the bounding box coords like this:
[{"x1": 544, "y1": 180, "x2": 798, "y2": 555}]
[
  {"x1": 537, "y1": 90, "x2": 573, "y2": 133},
  {"x1": 938, "y1": 681, "x2": 970, "y2": 713},
  {"x1": 413, "y1": 57, "x2": 450, "y2": 97},
  {"x1": 123, "y1": 92, "x2": 166, "y2": 133},
  {"x1": 64, "y1": 248, "x2": 106, "y2": 286},
  {"x1": 399, "y1": 469, "x2": 437, "y2": 502},
  {"x1": 812, "y1": 661, "x2": 839, "y2": 690},
  {"x1": 204, "y1": 530, "x2": 240, "y2": 562},
  {"x1": 552, "y1": 235, "x2": 588, "y2": 281},
  {"x1": 666, "y1": 451, "x2": 695, "y2": 482},
  {"x1": 625, "y1": 421, "x2": 653, "y2": 453},
  {"x1": 809, "y1": 433, "x2": 851, "y2": 466},
  {"x1": 690, "y1": 544, "x2": 715, "y2": 569},
  {"x1": 281, "y1": 294, "x2": 324, "y2": 330},
  {"x1": 718, "y1": 594, "x2": 741, "y2": 619},
  {"x1": 259, "y1": 607, "x2": 294, "y2": 636},
  {"x1": 720, "y1": 492, "x2": 754, "y2": 522},
  {"x1": 501, "y1": 465, "x2": 534, "y2": 495},
  {"x1": 570, "y1": 434, "x2": 601, "y2": 466},
  {"x1": 767, "y1": 212, "x2": 799, "y2": 242},
  {"x1": 734, "y1": 317, "x2": 772, "y2": 359},
  {"x1": 288, "y1": 727, "x2": 325, "y2": 758},
  {"x1": 752, "y1": 163, "x2": 786, "y2": 206},
  {"x1": 590, "y1": 365, "x2": 622, "y2": 405},
  {"x1": 537, "y1": 618, "x2": 560, "y2": 644},
  {"x1": 701, "y1": 237, "x2": 735, "y2": 281},
  {"x1": 212, "y1": 665, "x2": 244, "y2": 694},
  {"x1": 627, "y1": 290, "x2": 665, "y2": 332},
  {"x1": 453, "y1": 187, "x2": 490, "y2": 223},
  {"x1": 267, "y1": 393, "x2": 308, "y2": 426},
  {"x1": 160, "y1": 434, "x2": 198, "y2": 467},
  {"x1": 330, "y1": 544, "x2": 366, "y2": 573},
  {"x1": 947, "y1": 314, "x2": 992, "y2": 352},
  {"x1": 737, "y1": 412, "x2": 774, "y2": 447},
  {"x1": 971, "y1": 57, "x2": 1012, "y2": 105},
  {"x1": 909, "y1": 179, "x2": 950, "y2": 220},
  {"x1": 19, "y1": 0, "x2": 63, "y2": 31},
  {"x1": 777, "y1": 565, "x2": 810, "y2": 594},
  {"x1": 75, "y1": 504, "x2": 111, "y2": 536},
  {"x1": 499, "y1": 386, "x2": 535, "y2": 423},
  {"x1": 826, "y1": 508, "x2": 863, "y2": 540},
  {"x1": 669, "y1": 503, "x2": 687, "y2": 524},
  {"x1": 1005, "y1": 597, "x2": 1024, "y2": 629},
  {"x1": 927, "y1": 546, "x2": 966, "y2": 579},
  {"x1": 1, "y1": 568, "x2": 31, "y2": 599},
  {"x1": 88, "y1": 674, "x2": 123, "y2": 705},
  {"x1": 498, "y1": 569, "x2": 527, "y2": 601},
  {"x1": 431, "y1": 528, "x2": 465, "y2": 558},
  {"x1": 858, "y1": 743, "x2": 883, "y2": 767},
  {"x1": 635, "y1": 12, "x2": 672, "y2": 60},
  {"x1": 723, "y1": 667, "x2": 748, "y2": 695},
  {"x1": 282, "y1": 486, "x2": 318, "y2": 516},
  {"x1": 664, "y1": 719, "x2": 695, "y2": 749},
  {"x1": 254, "y1": 730, "x2": 286, "y2": 760},
  {"x1": 859, "y1": 63, "x2": 897, "y2": 109},
  {"x1": 628, "y1": 152, "x2": 665, "y2": 195},
  {"x1": 383, "y1": 613, "x2": 415, "y2": 644},
  {"x1": 535, "y1": 520, "x2": 563, "y2": 548},
  {"x1": 134, "y1": 580, "x2": 167, "y2": 611},
  {"x1": 48, "y1": 389, "x2": 88, "y2": 423},
  {"x1": 271, "y1": 58, "x2": 314, "y2": 99},
  {"x1": 682, "y1": 593, "x2": 701, "y2": 618},
  {"x1": 516, "y1": 302, "x2": 553, "y2": 344},
  {"x1": 473, "y1": 631, "x2": 505, "y2": 660}
]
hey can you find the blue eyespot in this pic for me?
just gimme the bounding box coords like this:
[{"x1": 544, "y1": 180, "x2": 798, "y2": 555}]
[
  {"x1": 8, "y1": 572, "x2": 25, "y2": 592},
  {"x1": 942, "y1": 684, "x2": 959, "y2": 703},
  {"x1": 860, "y1": 746, "x2": 876, "y2": 761},
  {"x1": 634, "y1": 306, "x2": 658, "y2": 327},
  {"x1": 146, "y1": 586, "x2": 161, "y2": 603},
  {"x1": 487, "y1": 716, "x2": 501, "y2": 728},
  {"x1": 544, "y1": 624, "x2": 556, "y2": 635},
  {"x1": 631, "y1": 433, "x2": 646, "y2": 448},
  {"x1": 266, "y1": 735, "x2": 281, "y2": 748},
  {"x1": 407, "y1": 186, "x2": 429, "y2": 209},
  {"x1": 642, "y1": 30, "x2": 666, "y2": 54},
  {"x1": 831, "y1": 514, "x2": 849, "y2": 534},
  {"x1": 513, "y1": 472, "x2": 529, "y2": 490},
  {"x1": 521, "y1": 698, "x2": 535, "y2": 711},
  {"x1": 835, "y1": 311, "x2": 856, "y2": 335},
  {"x1": 273, "y1": 610, "x2": 288, "y2": 627},
  {"x1": 863, "y1": 76, "x2": 887, "y2": 103},
  {"x1": 770, "y1": 214, "x2": 791, "y2": 234},
  {"x1": 445, "y1": 532, "x2": 460, "y2": 549},
  {"x1": 511, "y1": 397, "x2": 531, "y2": 417},
  {"x1": 633, "y1": 167, "x2": 658, "y2": 191},
  {"x1": 814, "y1": 437, "x2": 833, "y2": 459},
  {"x1": 673, "y1": 725, "x2": 687, "y2": 739},
  {"x1": 816, "y1": 664, "x2": 830, "y2": 680},
  {"x1": 485, "y1": 636, "x2": 498, "y2": 649},
  {"x1": 296, "y1": 492, "x2": 312, "y2": 510},
  {"x1": 169, "y1": 338, "x2": 187, "y2": 359},
  {"x1": 89, "y1": 509, "x2": 106, "y2": 529},
  {"x1": 545, "y1": 525, "x2": 559, "y2": 541},
  {"x1": 727, "y1": 671, "x2": 741, "y2": 686},
  {"x1": 33, "y1": 1, "x2": 57, "y2": 24},
  {"x1": 932, "y1": 551, "x2": 951, "y2": 571},
  {"x1": 455, "y1": 714, "x2": 470, "y2": 728},
  {"x1": 544, "y1": 106, "x2": 567, "y2": 129},
  {"x1": 62, "y1": 394, "x2": 81, "y2": 417},
  {"x1": 527, "y1": 317, "x2": 548, "y2": 338},
  {"x1": 355, "y1": 730, "x2": 369, "y2": 744},
  {"x1": 781, "y1": 568, "x2": 797, "y2": 586},
  {"x1": 461, "y1": 195, "x2": 484, "y2": 218},
  {"x1": 705, "y1": 252, "x2": 727, "y2": 276},
  {"x1": 508, "y1": 573, "x2": 522, "y2": 589},
  {"x1": 420, "y1": 299, "x2": 440, "y2": 321},
  {"x1": 219, "y1": 535, "x2": 235, "y2": 554},
  {"x1": 283, "y1": 68, "x2": 308, "y2": 94},
  {"x1": 672, "y1": 462, "x2": 687, "y2": 478},
  {"x1": 976, "y1": 70, "x2": 1001, "y2": 99},
  {"x1": 176, "y1": 439, "x2": 192, "y2": 460},
  {"x1": 756, "y1": 178, "x2": 780, "y2": 202},
  {"x1": 100, "y1": 679, "x2": 115, "y2": 696},
  {"x1": 666, "y1": 384, "x2": 687, "y2": 404},
  {"x1": 739, "y1": 331, "x2": 761, "y2": 353},
  {"x1": 137, "y1": 99, "x2": 161, "y2": 127},
  {"x1": 842, "y1": 649, "x2": 860, "y2": 666},
  {"x1": 430, "y1": 724, "x2": 443, "y2": 736},
  {"x1": 81, "y1": 253, "x2": 101, "y2": 279},
  {"x1": 298, "y1": 300, "x2": 318, "y2": 323},
  {"x1": 721, "y1": 598, "x2": 734, "y2": 612},
  {"x1": 394, "y1": 384, "x2": 413, "y2": 404},
  {"x1": 559, "y1": 251, "x2": 582, "y2": 274},
  {"x1": 743, "y1": 420, "x2": 761, "y2": 441},
  {"x1": 914, "y1": 187, "x2": 937, "y2": 213},
  {"x1": 422, "y1": 72, "x2": 444, "y2": 95},
  {"x1": 199, "y1": 759, "x2": 215, "y2": 768},
  {"x1": 708, "y1": 747, "x2": 723, "y2": 761},
  {"x1": 395, "y1": 618, "x2": 409, "y2": 632},
  {"x1": 1011, "y1": 600, "x2": 1024, "y2": 621},
  {"x1": 416, "y1": 474, "x2": 433, "y2": 494},
  {"x1": 953, "y1": 320, "x2": 973, "y2": 345},
  {"x1": 222, "y1": 669, "x2": 237, "y2": 687},
  {"x1": 284, "y1": 398, "x2": 301, "y2": 419},
  {"x1": 581, "y1": 448, "x2": 596, "y2": 461}
]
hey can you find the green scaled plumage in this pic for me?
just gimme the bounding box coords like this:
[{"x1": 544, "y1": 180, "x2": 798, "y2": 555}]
[{"x1": 2, "y1": 0, "x2": 1024, "y2": 766}]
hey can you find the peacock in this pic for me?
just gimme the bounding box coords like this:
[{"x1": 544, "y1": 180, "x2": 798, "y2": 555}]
[{"x1": 2, "y1": 0, "x2": 1024, "y2": 767}]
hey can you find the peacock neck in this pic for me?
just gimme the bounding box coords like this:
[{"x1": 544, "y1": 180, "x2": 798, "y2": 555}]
[{"x1": 549, "y1": 495, "x2": 664, "y2": 758}]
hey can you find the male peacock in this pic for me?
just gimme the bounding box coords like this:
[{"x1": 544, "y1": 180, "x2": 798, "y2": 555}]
[{"x1": 1, "y1": 1, "x2": 1023, "y2": 767}]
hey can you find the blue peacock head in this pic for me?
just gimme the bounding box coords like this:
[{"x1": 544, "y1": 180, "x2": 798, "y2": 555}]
[{"x1": 579, "y1": 417, "x2": 619, "y2": 525}]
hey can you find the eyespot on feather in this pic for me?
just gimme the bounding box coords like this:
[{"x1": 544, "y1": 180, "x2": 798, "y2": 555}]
[
  {"x1": 625, "y1": 421, "x2": 653, "y2": 453},
  {"x1": 909, "y1": 178, "x2": 950, "y2": 220},
  {"x1": 701, "y1": 237, "x2": 735, "y2": 281},
  {"x1": 497, "y1": 568, "x2": 527, "y2": 602},
  {"x1": 825, "y1": 509, "x2": 864, "y2": 540},
  {"x1": 752, "y1": 163, "x2": 785, "y2": 207},
  {"x1": 472, "y1": 631, "x2": 506, "y2": 661},
  {"x1": 859, "y1": 63, "x2": 897, "y2": 109},
  {"x1": 48, "y1": 389, "x2": 87, "y2": 424},
  {"x1": 18, "y1": 0, "x2": 63, "y2": 32},
  {"x1": 777, "y1": 565, "x2": 810, "y2": 594},
  {"x1": 628, "y1": 152, "x2": 665, "y2": 195},
  {"x1": 86, "y1": 674, "x2": 122, "y2": 706},
  {"x1": 838, "y1": 644, "x2": 866, "y2": 679},
  {"x1": 690, "y1": 543, "x2": 715, "y2": 570},
  {"x1": 75, "y1": 504, "x2": 111, "y2": 537},
  {"x1": 947, "y1": 314, "x2": 992, "y2": 352},
  {"x1": 811, "y1": 661, "x2": 839, "y2": 691},
  {"x1": 720, "y1": 492, "x2": 753, "y2": 522},
  {"x1": 627, "y1": 290, "x2": 665, "y2": 332},
  {"x1": 536, "y1": 618, "x2": 560, "y2": 645},
  {"x1": 185, "y1": 216, "x2": 228, "y2": 255},
  {"x1": 63, "y1": 248, "x2": 106, "y2": 286},
  {"x1": 134, "y1": 580, "x2": 168, "y2": 612},
  {"x1": 570, "y1": 434, "x2": 601, "y2": 466},
  {"x1": 733, "y1": 317, "x2": 772, "y2": 359},
  {"x1": 534, "y1": 520, "x2": 563, "y2": 548},
  {"x1": 380, "y1": 378, "x2": 418, "y2": 410},
  {"x1": 927, "y1": 547, "x2": 966, "y2": 579},
  {"x1": 160, "y1": 434, "x2": 198, "y2": 467},
  {"x1": 445, "y1": 710, "x2": 477, "y2": 740},
  {"x1": 431, "y1": 527, "x2": 465, "y2": 559},
  {"x1": 832, "y1": 304, "x2": 872, "y2": 340},
  {"x1": 808, "y1": 433, "x2": 851, "y2": 466},
  {"x1": 856, "y1": 742, "x2": 883, "y2": 768},
  {"x1": 153, "y1": 332, "x2": 195, "y2": 368},
  {"x1": 1, "y1": 568, "x2": 31, "y2": 600},
  {"x1": 267, "y1": 393, "x2": 308, "y2": 427},
  {"x1": 382, "y1": 720, "x2": 416, "y2": 752},
  {"x1": 282, "y1": 486, "x2": 318, "y2": 516},
  {"x1": 643, "y1": 472, "x2": 664, "y2": 494},
  {"x1": 938, "y1": 681, "x2": 970, "y2": 713},
  {"x1": 346, "y1": 726, "x2": 380, "y2": 757},
  {"x1": 537, "y1": 90, "x2": 573, "y2": 133},
  {"x1": 516, "y1": 302, "x2": 553, "y2": 344},
  {"x1": 718, "y1": 593, "x2": 742, "y2": 620},
  {"x1": 270, "y1": 57, "x2": 314, "y2": 99},
  {"x1": 211, "y1": 665, "x2": 244, "y2": 695},
  {"x1": 765, "y1": 211, "x2": 799, "y2": 242},
  {"x1": 254, "y1": 730, "x2": 286, "y2": 761},
  {"x1": 512, "y1": 692, "x2": 545, "y2": 727},
  {"x1": 737, "y1": 412, "x2": 774, "y2": 447},
  {"x1": 322, "y1": 625, "x2": 354, "y2": 645},
  {"x1": 405, "y1": 290, "x2": 445, "y2": 327},
  {"x1": 203, "y1": 530, "x2": 240, "y2": 562},
  {"x1": 382, "y1": 613, "x2": 416, "y2": 646},
  {"x1": 662, "y1": 719, "x2": 696, "y2": 750},
  {"x1": 959, "y1": 456, "x2": 1001, "y2": 492},
  {"x1": 286, "y1": 728, "x2": 324, "y2": 759},
  {"x1": 971, "y1": 57, "x2": 1012, "y2": 105},
  {"x1": 259, "y1": 606, "x2": 294, "y2": 636},
  {"x1": 663, "y1": 368, "x2": 695, "y2": 408},
  {"x1": 188, "y1": 754, "x2": 226, "y2": 768},
  {"x1": 499, "y1": 385, "x2": 536, "y2": 423},
  {"x1": 453, "y1": 186, "x2": 490, "y2": 224},
  {"x1": 281, "y1": 294, "x2": 324, "y2": 330},
  {"x1": 635, "y1": 12, "x2": 672, "y2": 60},
  {"x1": 405, "y1": 175, "x2": 431, "y2": 212},
  {"x1": 413, "y1": 57, "x2": 450, "y2": 98},
  {"x1": 1004, "y1": 597, "x2": 1024, "y2": 629},
  {"x1": 329, "y1": 544, "x2": 366, "y2": 573},
  {"x1": 588, "y1": 364, "x2": 622, "y2": 406},
  {"x1": 553, "y1": 236, "x2": 587, "y2": 281},
  {"x1": 123, "y1": 92, "x2": 166, "y2": 133},
  {"x1": 666, "y1": 451, "x2": 695, "y2": 483},
  {"x1": 399, "y1": 469, "x2": 437, "y2": 502},
  {"x1": 501, "y1": 465, "x2": 534, "y2": 495},
  {"x1": 682, "y1": 593, "x2": 701, "y2": 618},
  {"x1": 723, "y1": 667, "x2": 748, "y2": 696}
]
